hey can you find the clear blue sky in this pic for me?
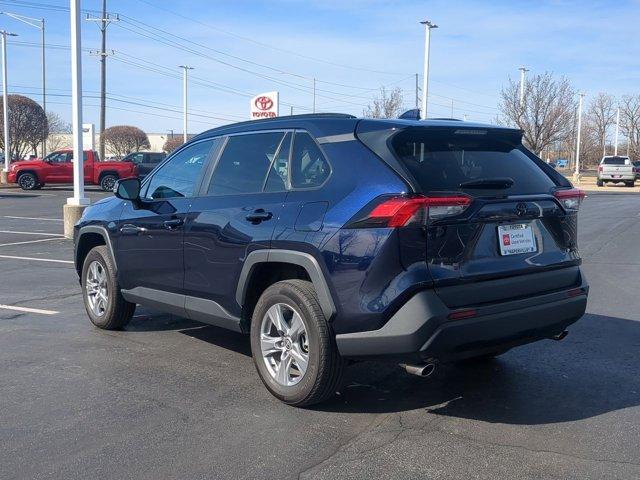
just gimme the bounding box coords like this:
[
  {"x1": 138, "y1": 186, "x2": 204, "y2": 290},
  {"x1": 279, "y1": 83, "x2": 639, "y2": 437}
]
[{"x1": 0, "y1": 0, "x2": 638, "y2": 134}]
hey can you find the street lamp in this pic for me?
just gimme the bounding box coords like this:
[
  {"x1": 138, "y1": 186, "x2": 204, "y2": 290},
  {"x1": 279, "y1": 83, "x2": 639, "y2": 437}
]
[
  {"x1": 1, "y1": 12, "x2": 45, "y2": 156},
  {"x1": 178, "y1": 65, "x2": 194, "y2": 143},
  {"x1": 518, "y1": 66, "x2": 529, "y2": 109},
  {"x1": 574, "y1": 93, "x2": 585, "y2": 183},
  {"x1": 420, "y1": 20, "x2": 437, "y2": 119},
  {"x1": 0, "y1": 30, "x2": 17, "y2": 183}
]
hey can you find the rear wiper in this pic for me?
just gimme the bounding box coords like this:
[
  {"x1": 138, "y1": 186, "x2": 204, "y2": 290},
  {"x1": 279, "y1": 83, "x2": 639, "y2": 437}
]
[{"x1": 459, "y1": 177, "x2": 514, "y2": 189}]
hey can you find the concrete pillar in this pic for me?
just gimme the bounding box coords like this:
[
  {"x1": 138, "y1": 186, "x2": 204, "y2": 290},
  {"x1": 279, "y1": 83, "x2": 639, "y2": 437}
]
[
  {"x1": 0, "y1": 170, "x2": 7, "y2": 184},
  {"x1": 63, "y1": 203, "x2": 86, "y2": 239}
]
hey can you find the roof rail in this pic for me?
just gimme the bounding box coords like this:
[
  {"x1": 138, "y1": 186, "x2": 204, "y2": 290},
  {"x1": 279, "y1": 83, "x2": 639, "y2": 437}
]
[{"x1": 429, "y1": 117, "x2": 463, "y2": 121}]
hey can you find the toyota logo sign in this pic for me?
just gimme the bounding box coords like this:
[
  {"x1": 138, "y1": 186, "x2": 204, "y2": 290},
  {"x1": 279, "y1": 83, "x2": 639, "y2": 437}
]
[
  {"x1": 250, "y1": 91, "x2": 279, "y2": 119},
  {"x1": 255, "y1": 96, "x2": 273, "y2": 111}
]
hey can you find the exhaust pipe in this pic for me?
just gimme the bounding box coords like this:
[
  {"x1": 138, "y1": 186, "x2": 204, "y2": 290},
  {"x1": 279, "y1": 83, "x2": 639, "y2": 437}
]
[
  {"x1": 552, "y1": 330, "x2": 569, "y2": 341},
  {"x1": 400, "y1": 361, "x2": 436, "y2": 378}
]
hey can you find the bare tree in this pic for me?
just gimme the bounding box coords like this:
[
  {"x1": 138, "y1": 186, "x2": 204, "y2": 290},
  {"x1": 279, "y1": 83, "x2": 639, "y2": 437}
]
[
  {"x1": 586, "y1": 93, "x2": 616, "y2": 160},
  {"x1": 0, "y1": 95, "x2": 48, "y2": 160},
  {"x1": 499, "y1": 72, "x2": 576, "y2": 154},
  {"x1": 46, "y1": 112, "x2": 72, "y2": 152},
  {"x1": 619, "y1": 94, "x2": 640, "y2": 159},
  {"x1": 101, "y1": 125, "x2": 150, "y2": 158},
  {"x1": 163, "y1": 136, "x2": 184, "y2": 154},
  {"x1": 363, "y1": 87, "x2": 404, "y2": 119}
]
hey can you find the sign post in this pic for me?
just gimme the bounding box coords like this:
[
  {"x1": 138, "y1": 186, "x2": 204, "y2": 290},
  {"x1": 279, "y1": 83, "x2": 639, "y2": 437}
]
[
  {"x1": 250, "y1": 91, "x2": 279, "y2": 119},
  {"x1": 63, "y1": 0, "x2": 90, "y2": 239}
]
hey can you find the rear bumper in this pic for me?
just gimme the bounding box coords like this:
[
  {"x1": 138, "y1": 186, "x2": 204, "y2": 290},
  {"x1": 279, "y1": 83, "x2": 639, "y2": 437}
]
[
  {"x1": 599, "y1": 174, "x2": 634, "y2": 181},
  {"x1": 335, "y1": 275, "x2": 588, "y2": 363}
]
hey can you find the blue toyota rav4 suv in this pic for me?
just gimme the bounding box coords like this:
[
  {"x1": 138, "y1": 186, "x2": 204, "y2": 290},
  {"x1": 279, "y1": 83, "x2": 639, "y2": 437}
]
[{"x1": 74, "y1": 114, "x2": 588, "y2": 406}]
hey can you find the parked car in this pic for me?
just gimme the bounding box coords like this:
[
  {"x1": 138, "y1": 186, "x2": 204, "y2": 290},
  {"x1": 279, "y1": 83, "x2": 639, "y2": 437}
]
[
  {"x1": 121, "y1": 151, "x2": 166, "y2": 178},
  {"x1": 633, "y1": 161, "x2": 640, "y2": 180},
  {"x1": 597, "y1": 155, "x2": 635, "y2": 187},
  {"x1": 74, "y1": 114, "x2": 589, "y2": 406},
  {"x1": 7, "y1": 149, "x2": 138, "y2": 191}
]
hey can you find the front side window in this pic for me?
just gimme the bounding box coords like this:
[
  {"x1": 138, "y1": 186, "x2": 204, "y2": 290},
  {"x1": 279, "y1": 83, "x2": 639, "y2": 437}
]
[
  {"x1": 208, "y1": 132, "x2": 285, "y2": 195},
  {"x1": 45, "y1": 152, "x2": 71, "y2": 163},
  {"x1": 291, "y1": 132, "x2": 330, "y2": 189},
  {"x1": 144, "y1": 140, "x2": 214, "y2": 199}
]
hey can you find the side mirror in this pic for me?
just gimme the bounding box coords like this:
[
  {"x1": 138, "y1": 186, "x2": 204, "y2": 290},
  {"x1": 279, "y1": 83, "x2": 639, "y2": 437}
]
[{"x1": 114, "y1": 177, "x2": 141, "y2": 200}]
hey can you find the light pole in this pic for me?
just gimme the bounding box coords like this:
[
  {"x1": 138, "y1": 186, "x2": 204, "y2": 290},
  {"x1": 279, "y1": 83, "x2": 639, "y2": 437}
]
[
  {"x1": 0, "y1": 30, "x2": 17, "y2": 183},
  {"x1": 614, "y1": 107, "x2": 620, "y2": 156},
  {"x1": 518, "y1": 66, "x2": 529, "y2": 109},
  {"x1": 178, "y1": 65, "x2": 193, "y2": 143},
  {"x1": 1, "y1": 12, "x2": 45, "y2": 156},
  {"x1": 574, "y1": 93, "x2": 585, "y2": 183},
  {"x1": 420, "y1": 20, "x2": 437, "y2": 119}
]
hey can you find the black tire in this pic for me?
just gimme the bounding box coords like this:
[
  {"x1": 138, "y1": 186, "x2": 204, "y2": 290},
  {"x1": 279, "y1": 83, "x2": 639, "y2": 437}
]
[
  {"x1": 18, "y1": 172, "x2": 38, "y2": 190},
  {"x1": 596, "y1": 179, "x2": 604, "y2": 187},
  {"x1": 100, "y1": 174, "x2": 118, "y2": 192},
  {"x1": 626, "y1": 180, "x2": 635, "y2": 187},
  {"x1": 250, "y1": 280, "x2": 344, "y2": 406},
  {"x1": 81, "y1": 245, "x2": 135, "y2": 330}
]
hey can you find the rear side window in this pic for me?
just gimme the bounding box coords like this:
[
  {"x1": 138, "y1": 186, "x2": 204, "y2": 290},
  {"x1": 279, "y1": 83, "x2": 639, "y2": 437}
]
[
  {"x1": 208, "y1": 132, "x2": 285, "y2": 195},
  {"x1": 291, "y1": 132, "x2": 330, "y2": 189},
  {"x1": 390, "y1": 128, "x2": 556, "y2": 195},
  {"x1": 602, "y1": 157, "x2": 629, "y2": 165}
]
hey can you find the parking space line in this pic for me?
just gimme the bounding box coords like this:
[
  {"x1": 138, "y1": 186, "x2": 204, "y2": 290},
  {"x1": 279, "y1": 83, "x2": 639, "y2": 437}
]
[
  {"x1": 0, "y1": 304, "x2": 59, "y2": 315},
  {"x1": 4, "y1": 216, "x2": 63, "y2": 222},
  {"x1": 0, "y1": 237, "x2": 65, "y2": 247},
  {"x1": 0, "y1": 191, "x2": 55, "y2": 196},
  {"x1": 0, "y1": 254, "x2": 73, "y2": 264},
  {"x1": 0, "y1": 230, "x2": 65, "y2": 236}
]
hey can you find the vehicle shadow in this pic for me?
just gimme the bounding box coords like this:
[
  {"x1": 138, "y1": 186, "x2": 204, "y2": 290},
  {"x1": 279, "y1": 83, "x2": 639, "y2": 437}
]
[{"x1": 315, "y1": 313, "x2": 640, "y2": 425}]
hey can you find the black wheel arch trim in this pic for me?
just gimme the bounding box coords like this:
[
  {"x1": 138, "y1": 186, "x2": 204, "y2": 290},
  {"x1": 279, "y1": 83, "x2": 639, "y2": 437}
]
[
  {"x1": 236, "y1": 249, "x2": 336, "y2": 321},
  {"x1": 75, "y1": 225, "x2": 117, "y2": 275}
]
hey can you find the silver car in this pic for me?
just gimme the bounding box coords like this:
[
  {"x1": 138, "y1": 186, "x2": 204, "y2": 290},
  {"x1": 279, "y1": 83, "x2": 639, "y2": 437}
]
[{"x1": 597, "y1": 156, "x2": 635, "y2": 187}]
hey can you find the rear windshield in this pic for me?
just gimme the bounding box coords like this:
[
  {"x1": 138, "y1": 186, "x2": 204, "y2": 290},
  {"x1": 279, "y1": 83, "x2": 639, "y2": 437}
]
[
  {"x1": 602, "y1": 157, "x2": 629, "y2": 165},
  {"x1": 389, "y1": 128, "x2": 556, "y2": 195}
]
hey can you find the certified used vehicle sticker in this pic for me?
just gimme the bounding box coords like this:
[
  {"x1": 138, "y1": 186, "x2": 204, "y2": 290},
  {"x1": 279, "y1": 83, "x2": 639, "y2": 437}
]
[{"x1": 498, "y1": 224, "x2": 537, "y2": 255}]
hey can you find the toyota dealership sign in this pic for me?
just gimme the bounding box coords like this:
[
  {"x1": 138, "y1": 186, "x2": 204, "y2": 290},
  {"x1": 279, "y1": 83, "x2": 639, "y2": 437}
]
[{"x1": 250, "y1": 91, "x2": 279, "y2": 119}]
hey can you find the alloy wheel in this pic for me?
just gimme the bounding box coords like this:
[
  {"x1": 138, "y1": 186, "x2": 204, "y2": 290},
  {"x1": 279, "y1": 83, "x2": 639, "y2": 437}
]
[
  {"x1": 260, "y1": 303, "x2": 309, "y2": 387},
  {"x1": 86, "y1": 260, "x2": 109, "y2": 317}
]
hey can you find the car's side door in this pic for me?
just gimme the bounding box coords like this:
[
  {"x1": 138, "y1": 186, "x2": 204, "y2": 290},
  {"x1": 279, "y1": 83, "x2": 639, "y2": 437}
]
[
  {"x1": 183, "y1": 131, "x2": 291, "y2": 324},
  {"x1": 114, "y1": 139, "x2": 217, "y2": 310},
  {"x1": 43, "y1": 152, "x2": 73, "y2": 182}
]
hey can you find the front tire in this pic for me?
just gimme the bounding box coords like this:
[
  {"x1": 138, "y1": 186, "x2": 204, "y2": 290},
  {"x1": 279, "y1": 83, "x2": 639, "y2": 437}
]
[
  {"x1": 250, "y1": 280, "x2": 344, "y2": 406},
  {"x1": 100, "y1": 174, "x2": 118, "y2": 191},
  {"x1": 81, "y1": 245, "x2": 135, "y2": 330},
  {"x1": 18, "y1": 172, "x2": 38, "y2": 190},
  {"x1": 626, "y1": 180, "x2": 635, "y2": 187}
]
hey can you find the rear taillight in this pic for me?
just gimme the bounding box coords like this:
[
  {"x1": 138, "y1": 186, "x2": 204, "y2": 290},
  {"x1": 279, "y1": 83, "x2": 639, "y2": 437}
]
[
  {"x1": 553, "y1": 188, "x2": 586, "y2": 212},
  {"x1": 598, "y1": 165, "x2": 603, "y2": 173},
  {"x1": 352, "y1": 194, "x2": 472, "y2": 228}
]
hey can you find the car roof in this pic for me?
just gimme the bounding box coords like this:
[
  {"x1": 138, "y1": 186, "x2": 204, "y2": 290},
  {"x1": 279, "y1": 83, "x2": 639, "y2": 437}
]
[{"x1": 193, "y1": 113, "x2": 519, "y2": 141}]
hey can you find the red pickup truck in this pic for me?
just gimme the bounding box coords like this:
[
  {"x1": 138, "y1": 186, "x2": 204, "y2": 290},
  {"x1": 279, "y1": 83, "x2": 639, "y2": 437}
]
[{"x1": 7, "y1": 149, "x2": 138, "y2": 191}]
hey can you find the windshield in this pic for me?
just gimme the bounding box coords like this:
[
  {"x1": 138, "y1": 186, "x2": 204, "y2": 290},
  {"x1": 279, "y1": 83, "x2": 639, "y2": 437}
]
[
  {"x1": 602, "y1": 157, "x2": 629, "y2": 165},
  {"x1": 389, "y1": 128, "x2": 557, "y2": 195}
]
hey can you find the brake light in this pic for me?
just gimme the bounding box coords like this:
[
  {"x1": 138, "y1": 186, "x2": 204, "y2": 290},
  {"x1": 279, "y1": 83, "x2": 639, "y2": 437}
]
[
  {"x1": 361, "y1": 194, "x2": 472, "y2": 227},
  {"x1": 598, "y1": 165, "x2": 603, "y2": 173},
  {"x1": 448, "y1": 308, "x2": 477, "y2": 320},
  {"x1": 553, "y1": 188, "x2": 586, "y2": 212}
]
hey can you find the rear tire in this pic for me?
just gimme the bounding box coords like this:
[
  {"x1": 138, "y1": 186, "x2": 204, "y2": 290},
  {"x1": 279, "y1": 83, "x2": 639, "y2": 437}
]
[
  {"x1": 596, "y1": 179, "x2": 604, "y2": 187},
  {"x1": 81, "y1": 245, "x2": 135, "y2": 330},
  {"x1": 250, "y1": 280, "x2": 344, "y2": 406},
  {"x1": 100, "y1": 174, "x2": 118, "y2": 191},
  {"x1": 626, "y1": 180, "x2": 635, "y2": 187},
  {"x1": 18, "y1": 172, "x2": 37, "y2": 190}
]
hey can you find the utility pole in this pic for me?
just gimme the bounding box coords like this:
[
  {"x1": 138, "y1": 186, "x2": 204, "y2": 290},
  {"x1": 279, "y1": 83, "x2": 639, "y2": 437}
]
[
  {"x1": 312, "y1": 77, "x2": 316, "y2": 113},
  {"x1": 290, "y1": 106, "x2": 293, "y2": 116},
  {"x1": 86, "y1": 1, "x2": 118, "y2": 161},
  {"x1": 574, "y1": 93, "x2": 585, "y2": 183},
  {"x1": 415, "y1": 73, "x2": 419, "y2": 109},
  {"x1": 614, "y1": 108, "x2": 620, "y2": 156},
  {"x1": 0, "y1": 30, "x2": 17, "y2": 183},
  {"x1": 179, "y1": 65, "x2": 193, "y2": 143},
  {"x1": 1, "y1": 12, "x2": 46, "y2": 156},
  {"x1": 518, "y1": 66, "x2": 529, "y2": 109},
  {"x1": 450, "y1": 99, "x2": 454, "y2": 117},
  {"x1": 420, "y1": 20, "x2": 437, "y2": 119}
]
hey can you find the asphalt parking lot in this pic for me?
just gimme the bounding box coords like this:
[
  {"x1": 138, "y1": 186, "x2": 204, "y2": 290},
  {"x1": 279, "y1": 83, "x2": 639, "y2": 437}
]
[{"x1": 1, "y1": 186, "x2": 639, "y2": 480}]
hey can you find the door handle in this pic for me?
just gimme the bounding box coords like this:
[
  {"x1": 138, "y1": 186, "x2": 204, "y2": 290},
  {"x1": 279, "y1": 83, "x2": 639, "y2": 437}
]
[
  {"x1": 163, "y1": 218, "x2": 184, "y2": 229},
  {"x1": 245, "y1": 209, "x2": 273, "y2": 224},
  {"x1": 120, "y1": 224, "x2": 147, "y2": 236}
]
